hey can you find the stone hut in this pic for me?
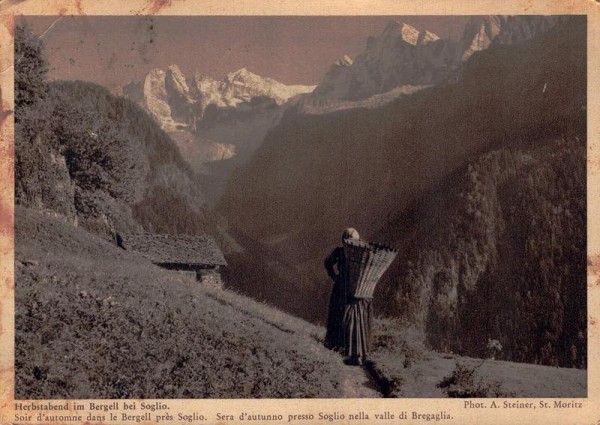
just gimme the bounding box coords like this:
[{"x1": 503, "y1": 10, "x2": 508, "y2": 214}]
[{"x1": 120, "y1": 233, "x2": 227, "y2": 287}]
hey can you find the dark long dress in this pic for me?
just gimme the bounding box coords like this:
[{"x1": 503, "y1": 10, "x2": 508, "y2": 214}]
[
  {"x1": 324, "y1": 247, "x2": 372, "y2": 359},
  {"x1": 324, "y1": 247, "x2": 349, "y2": 350}
]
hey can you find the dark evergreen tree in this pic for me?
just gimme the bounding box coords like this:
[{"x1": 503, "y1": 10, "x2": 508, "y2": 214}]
[{"x1": 14, "y1": 22, "x2": 48, "y2": 117}]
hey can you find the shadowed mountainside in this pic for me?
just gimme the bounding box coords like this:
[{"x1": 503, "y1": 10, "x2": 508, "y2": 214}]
[
  {"x1": 312, "y1": 16, "x2": 562, "y2": 101},
  {"x1": 220, "y1": 17, "x2": 585, "y2": 250},
  {"x1": 218, "y1": 17, "x2": 586, "y2": 367}
]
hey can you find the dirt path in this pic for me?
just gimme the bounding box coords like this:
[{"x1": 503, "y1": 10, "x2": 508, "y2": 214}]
[
  {"x1": 339, "y1": 363, "x2": 384, "y2": 398},
  {"x1": 203, "y1": 284, "x2": 385, "y2": 398}
]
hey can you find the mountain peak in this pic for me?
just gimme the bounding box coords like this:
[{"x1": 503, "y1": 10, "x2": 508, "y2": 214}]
[
  {"x1": 460, "y1": 15, "x2": 509, "y2": 61},
  {"x1": 136, "y1": 64, "x2": 315, "y2": 126},
  {"x1": 382, "y1": 20, "x2": 401, "y2": 35},
  {"x1": 334, "y1": 55, "x2": 353, "y2": 67},
  {"x1": 167, "y1": 63, "x2": 184, "y2": 73},
  {"x1": 313, "y1": 15, "x2": 561, "y2": 102},
  {"x1": 228, "y1": 67, "x2": 253, "y2": 80},
  {"x1": 417, "y1": 30, "x2": 441, "y2": 45},
  {"x1": 382, "y1": 21, "x2": 420, "y2": 45},
  {"x1": 164, "y1": 64, "x2": 191, "y2": 103}
]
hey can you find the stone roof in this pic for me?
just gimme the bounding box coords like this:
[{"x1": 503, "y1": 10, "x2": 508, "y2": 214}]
[{"x1": 121, "y1": 233, "x2": 227, "y2": 267}]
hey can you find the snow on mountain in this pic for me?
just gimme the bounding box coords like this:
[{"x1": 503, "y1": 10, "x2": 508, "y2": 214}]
[
  {"x1": 220, "y1": 67, "x2": 315, "y2": 107},
  {"x1": 136, "y1": 65, "x2": 196, "y2": 130},
  {"x1": 382, "y1": 21, "x2": 421, "y2": 45},
  {"x1": 492, "y1": 15, "x2": 563, "y2": 45},
  {"x1": 123, "y1": 66, "x2": 315, "y2": 200},
  {"x1": 298, "y1": 85, "x2": 432, "y2": 115},
  {"x1": 194, "y1": 74, "x2": 228, "y2": 111},
  {"x1": 130, "y1": 65, "x2": 315, "y2": 129},
  {"x1": 459, "y1": 16, "x2": 506, "y2": 61},
  {"x1": 456, "y1": 15, "x2": 559, "y2": 61},
  {"x1": 166, "y1": 64, "x2": 193, "y2": 101},
  {"x1": 313, "y1": 15, "x2": 563, "y2": 101},
  {"x1": 142, "y1": 68, "x2": 173, "y2": 126},
  {"x1": 335, "y1": 55, "x2": 353, "y2": 67},
  {"x1": 312, "y1": 21, "x2": 450, "y2": 100},
  {"x1": 418, "y1": 30, "x2": 441, "y2": 46}
]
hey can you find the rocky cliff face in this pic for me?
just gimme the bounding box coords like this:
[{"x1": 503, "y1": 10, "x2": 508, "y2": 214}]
[
  {"x1": 126, "y1": 65, "x2": 315, "y2": 131},
  {"x1": 491, "y1": 15, "x2": 562, "y2": 45},
  {"x1": 313, "y1": 15, "x2": 563, "y2": 101},
  {"x1": 459, "y1": 16, "x2": 505, "y2": 62},
  {"x1": 142, "y1": 68, "x2": 175, "y2": 128},
  {"x1": 203, "y1": 67, "x2": 315, "y2": 109},
  {"x1": 123, "y1": 66, "x2": 315, "y2": 198}
]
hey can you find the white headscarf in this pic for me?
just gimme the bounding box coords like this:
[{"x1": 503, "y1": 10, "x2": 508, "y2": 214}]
[{"x1": 342, "y1": 228, "x2": 360, "y2": 241}]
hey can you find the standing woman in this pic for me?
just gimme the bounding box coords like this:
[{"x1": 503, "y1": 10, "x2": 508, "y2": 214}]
[{"x1": 324, "y1": 228, "x2": 372, "y2": 366}]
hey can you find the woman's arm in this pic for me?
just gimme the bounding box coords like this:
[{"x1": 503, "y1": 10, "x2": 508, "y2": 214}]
[{"x1": 324, "y1": 247, "x2": 341, "y2": 280}]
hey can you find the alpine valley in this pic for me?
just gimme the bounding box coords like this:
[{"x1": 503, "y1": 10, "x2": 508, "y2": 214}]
[
  {"x1": 14, "y1": 15, "x2": 587, "y2": 399},
  {"x1": 122, "y1": 66, "x2": 315, "y2": 202},
  {"x1": 118, "y1": 14, "x2": 587, "y2": 368}
]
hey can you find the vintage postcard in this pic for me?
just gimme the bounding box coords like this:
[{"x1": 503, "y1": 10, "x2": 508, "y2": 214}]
[{"x1": 0, "y1": 0, "x2": 599, "y2": 424}]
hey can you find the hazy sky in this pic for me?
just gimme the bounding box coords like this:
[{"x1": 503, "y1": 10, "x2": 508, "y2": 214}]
[{"x1": 22, "y1": 16, "x2": 472, "y2": 89}]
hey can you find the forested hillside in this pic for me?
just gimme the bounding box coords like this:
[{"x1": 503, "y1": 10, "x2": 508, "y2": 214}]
[
  {"x1": 376, "y1": 139, "x2": 586, "y2": 367},
  {"x1": 15, "y1": 24, "x2": 229, "y2": 245}
]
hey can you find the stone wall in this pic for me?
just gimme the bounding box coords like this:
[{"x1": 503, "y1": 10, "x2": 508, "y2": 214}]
[{"x1": 197, "y1": 268, "x2": 223, "y2": 288}]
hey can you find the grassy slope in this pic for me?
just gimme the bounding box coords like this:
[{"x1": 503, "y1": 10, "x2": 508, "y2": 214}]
[
  {"x1": 379, "y1": 352, "x2": 587, "y2": 398},
  {"x1": 14, "y1": 207, "x2": 349, "y2": 399},
  {"x1": 14, "y1": 207, "x2": 585, "y2": 399},
  {"x1": 368, "y1": 320, "x2": 586, "y2": 398}
]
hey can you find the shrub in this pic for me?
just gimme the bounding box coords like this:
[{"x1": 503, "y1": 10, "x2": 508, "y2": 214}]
[
  {"x1": 15, "y1": 22, "x2": 48, "y2": 113},
  {"x1": 438, "y1": 362, "x2": 515, "y2": 398}
]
